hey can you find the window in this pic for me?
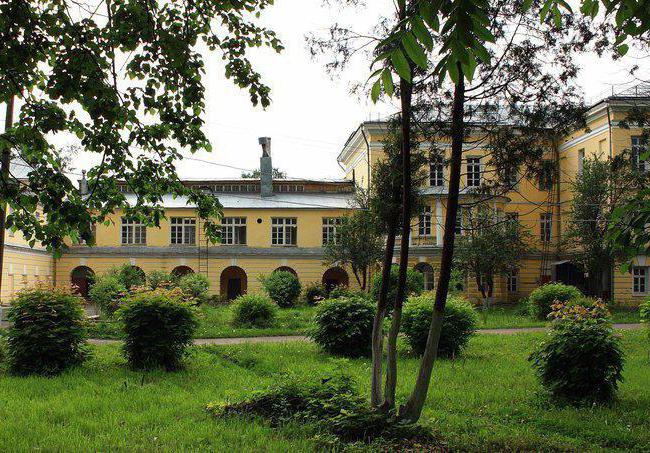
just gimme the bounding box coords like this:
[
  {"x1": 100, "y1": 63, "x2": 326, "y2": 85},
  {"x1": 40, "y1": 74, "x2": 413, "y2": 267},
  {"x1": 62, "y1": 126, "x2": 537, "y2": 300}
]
[
  {"x1": 538, "y1": 161, "x2": 554, "y2": 191},
  {"x1": 272, "y1": 218, "x2": 297, "y2": 246},
  {"x1": 578, "y1": 149, "x2": 585, "y2": 175},
  {"x1": 121, "y1": 218, "x2": 146, "y2": 245},
  {"x1": 418, "y1": 206, "x2": 432, "y2": 236},
  {"x1": 221, "y1": 217, "x2": 247, "y2": 245},
  {"x1": 503, "y1": 165, "x2": 518, "y2": 188},
  {"x1": 632, "y1": 136, "x2": 649, "y2": 172},
  {"x1": 466, "y1": 157, "x2": 481, "y2": 187},
  {"x1": 322, "y1": 217, "x2": 342, "y2": 245},
  {"x1": 170, "y1": 217, "x2": 196, "y2": 245},
  {"x1": 415, "y1": 263, "x2": 435, "y2": 291},
  {"x1": 507, "y1": 270, "x2": 518, "y2": 293},
  {"x1": 598, "y1": 138, "x2": 607, "y2": 154},
  {"x1": 455, "y1": 206, "x2": 463, "y2": 234},
  {"x1": 540, "y1": 212, "x2": 552, "y2": 242},
  {"x1": 633, "y1": 267, "x2": 647, "y2": 294},
  {"x1": 429, "y1": 155, "x2": 444, "y2": 187}
]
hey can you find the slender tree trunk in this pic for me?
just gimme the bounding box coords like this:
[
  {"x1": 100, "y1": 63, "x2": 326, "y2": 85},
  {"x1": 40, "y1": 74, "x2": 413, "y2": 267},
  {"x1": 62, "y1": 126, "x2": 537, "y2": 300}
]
[
  {"x1": 361, "y1": 266, "x2": 367, "y2": 291},
  {"x1": 383, "y1": 78, "x2": 413, "y2": 411},
  {"x1": 400, "y1": 66, "x2": 465, "y2": 423},
  {"x1": 370, "y1": 213, "x2": 398, "y2": 406},
  {"x1": 0, "y1": 96, "x2": 15, "y2": 303}
]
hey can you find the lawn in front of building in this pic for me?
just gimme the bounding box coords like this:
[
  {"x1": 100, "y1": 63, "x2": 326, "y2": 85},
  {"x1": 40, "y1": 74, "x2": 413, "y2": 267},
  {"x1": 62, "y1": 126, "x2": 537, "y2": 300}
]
[{"x1": 0, "y1": 331, "x2": 647, "y2": 450}]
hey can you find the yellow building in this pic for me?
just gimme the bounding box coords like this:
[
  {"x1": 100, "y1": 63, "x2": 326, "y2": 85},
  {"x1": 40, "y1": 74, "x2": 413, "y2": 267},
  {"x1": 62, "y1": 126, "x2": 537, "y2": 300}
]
[{"x1": 1, "y1": 92, "x2": 649, "y2": 307}]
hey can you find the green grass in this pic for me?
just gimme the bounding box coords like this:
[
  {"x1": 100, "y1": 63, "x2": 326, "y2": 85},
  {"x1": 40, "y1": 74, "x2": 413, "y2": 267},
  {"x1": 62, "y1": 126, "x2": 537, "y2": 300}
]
[{"x1": 0, "y1": 330, "x2": 648, "y2": 450}]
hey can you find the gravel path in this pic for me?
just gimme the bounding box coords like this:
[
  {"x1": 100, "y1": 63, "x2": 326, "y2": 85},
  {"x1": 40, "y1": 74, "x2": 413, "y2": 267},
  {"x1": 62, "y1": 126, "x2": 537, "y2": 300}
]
[{"x1": 85, "y1": 323, "x2": 643, "y2": 346}]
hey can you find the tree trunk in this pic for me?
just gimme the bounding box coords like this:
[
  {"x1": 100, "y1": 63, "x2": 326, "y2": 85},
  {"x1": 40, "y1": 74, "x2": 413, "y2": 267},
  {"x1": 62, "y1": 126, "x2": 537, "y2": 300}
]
[
  {"x1": 0, "y1": 95, "x2": 15, "y2": 303},
  {"x1": 383, "y1": 77, "x2": 413, "y2": 411},
  {"x1": 400, "y1": 66, "x2": 465, "y2": 423}
]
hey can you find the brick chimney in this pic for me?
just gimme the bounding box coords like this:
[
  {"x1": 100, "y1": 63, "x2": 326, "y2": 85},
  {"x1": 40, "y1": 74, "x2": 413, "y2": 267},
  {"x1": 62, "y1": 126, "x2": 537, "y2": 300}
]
[{"x1": 259, "y1": 137, "x2": 273, "y2": 197}]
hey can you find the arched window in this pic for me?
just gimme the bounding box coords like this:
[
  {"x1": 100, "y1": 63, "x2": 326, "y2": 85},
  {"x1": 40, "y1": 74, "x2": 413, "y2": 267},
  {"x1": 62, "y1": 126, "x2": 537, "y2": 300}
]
[
  {"x1": 274, "y1": 266, "x2": 297, "y2": 277},
  {"x1": 172, "y1": 266, "x2": 194, "y2": 278},
  {"x1": 70, "y1": 266, "x2": 95, "y2": 298},
  {"x1": 220, "y1": 266, "x2": 247, "y2": 300},
  {"x1": 322, "y1": 267, "x2": 349, "y2": 291},
  {"x1": 414, "y1": 262, "x2": 435, "y2": 291}
]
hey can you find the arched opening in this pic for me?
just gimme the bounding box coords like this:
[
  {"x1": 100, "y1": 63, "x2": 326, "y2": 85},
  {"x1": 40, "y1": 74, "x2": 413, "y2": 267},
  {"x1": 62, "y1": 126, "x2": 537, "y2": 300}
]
[
  {"x1": 172, "y1": 265, "x2": 194, "y2": 278},
  {"x1": 220, "y1": 266, "x2": 247, "y2": 300},
  {"x1": 70, "y1": 266, "x2": 94, "y2": 298},
  {"x1": 274, "y1": 266, "x2": 297, "y2": 277},
  {"x1": 414, "y1": 262, "x2": 435, "y2": 291},
  {"x1": 322, "y1": 267, "x2": 349, "y2": 292}
]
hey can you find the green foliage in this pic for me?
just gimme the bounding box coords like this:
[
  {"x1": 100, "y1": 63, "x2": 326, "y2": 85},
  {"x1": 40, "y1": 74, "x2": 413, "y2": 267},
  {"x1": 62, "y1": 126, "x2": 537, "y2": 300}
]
[
  {"x1": 108, "y1": 264, "x2": 146, "y2": 290},
  {"x1": 401, "y1": 295, "x2": 478, "y2": 358},
  {"x1": 310, "y1": 297, "x2": 374, "y2": 357},
  {"x1": 327, "y1": 286, "x2": 363, "y2": 300},
  {"x1": 261, "y1": 271, "x2": 302, "y2": 308},
  {"x1": 530, "y1": 301, "x2": 624, "y2": 404},
  {"x1": 528, "y1": 283, "x2": 583, "y2": 320},
  {"x1": 118, "y1": 289, "x2": 198, "y2": 370},
  {"x1": 147, "y1": 270, "x2": 175, "y2": 290},
  {"x1": 370, "y1": 265, "x2": 424, "y2": 310},
  {"x1": 178, "y1": 273, "x2": 210, "y2": 300},
  {"x1": 303, "y1": 283, "x2": 327, "y2": 306},
  {"x1": 638, "y1": 298, "x2": 649, "y2": 342},
  {"x1": 231, "y1": 294, "x2": 277, "y2": 328},
  {"x1": 6, "y1": 286, "x2": 88, "y2": 376},
  {"x1": 88, "y1": 275, "x2": 127, "y2": 316}
]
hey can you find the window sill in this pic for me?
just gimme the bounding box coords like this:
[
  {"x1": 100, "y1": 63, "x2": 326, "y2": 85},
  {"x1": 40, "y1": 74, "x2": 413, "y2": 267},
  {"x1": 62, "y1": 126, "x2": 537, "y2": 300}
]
[
  {"x1": 121, "y1": 243, "x2": 147, "y2": 246},
  {"x1": 271, "y1": 245, "x2": 298, "y2": 247}
]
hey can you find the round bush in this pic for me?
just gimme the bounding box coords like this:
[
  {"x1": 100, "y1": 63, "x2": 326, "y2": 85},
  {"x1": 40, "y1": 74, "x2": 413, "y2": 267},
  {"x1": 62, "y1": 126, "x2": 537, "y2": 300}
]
[
  {"x1": 528, "y1": 283, "x2": 582, "y2": 320},
  {"x1": 310, "y1": 297, "x2": 374, "y2": 357},
  {"x1": 401, "y1": 295, "x2": 478, "y2": 358},
  {"x1": 147, "y1": 270, "x2": 175, "y2": 289},
  {"x1": 231, "y1": 294, "x2": 277, "y2": 328},
  {"x1": 262, "y1": 271, "x2": 302, "y2": 308},
  {"x1": 370, "y1": 265, "x2": 424, "y2": 310},
  {"x1": 110, "y1": 264, "x2": 146, "y2": 289},
  {"x1": 6, "y1": 286, "x2": 88, "y2": 376},
  {"x1": 88, "y1": 275, "x2": 127, "y2": 316},
  {"x1": 529, "y1": 321, "x2": 624, "y2": 404},
  {"x1": 303, "y1": 283, "x2": 327, "y2": 306},
  {"x1": 178, "y1": 273, "x2": 210, "y2": 300},
  {"x1": 118, "y1": 289, "x2": 198, "y2": 370}
]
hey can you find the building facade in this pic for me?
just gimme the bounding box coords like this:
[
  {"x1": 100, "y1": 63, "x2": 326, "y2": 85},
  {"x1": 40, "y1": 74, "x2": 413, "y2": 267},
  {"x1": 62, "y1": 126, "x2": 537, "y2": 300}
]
[{"x1": 1, "y1": 93, "x2": 649, "y2": 306}]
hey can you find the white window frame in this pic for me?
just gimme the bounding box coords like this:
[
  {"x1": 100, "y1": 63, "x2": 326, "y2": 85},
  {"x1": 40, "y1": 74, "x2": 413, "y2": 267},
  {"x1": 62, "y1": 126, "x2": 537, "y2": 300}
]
[
  {"x1": 632, "y1": 136, "x2": 649, "y2": 172},
  {"x1": 418, "y1": 206, "x2": 432, "y2": 236},
  {"x1": 272, "y1": 217, "x2": 297, "y2": 246},
  {"x1": 221, "y1": 217, "x2": 247, "y2": 245},
  {"x1": 507, "y1": 270, "x2": 518, "y2": 293},
  {"x1": 322, "y1": 217, "x2": 342, "y2": 246},
  {"x1": 455, "y1": 206, "x2": 463, "y2": 235},
  {"x1": 429, "y1": 155, "x2": 444, "y2": 187},
  {"x1": 170, "y1": 217, "x2": 196, "y2": 245},
  {"x1": 466, "y1": 157, "x2": 481, "y2": 187},
  {"x1": 633, "y1": 267, "x2": 647, "y2": 295},
  {"x1": 540, "y1": 212, "x2": 552, "y2": 242},
  {"x1": 121, "y1": 218, "x2": 146, "y2": 245},
  {"x1": 578, "y1": 148, "x2": 585, "y2": 175}
]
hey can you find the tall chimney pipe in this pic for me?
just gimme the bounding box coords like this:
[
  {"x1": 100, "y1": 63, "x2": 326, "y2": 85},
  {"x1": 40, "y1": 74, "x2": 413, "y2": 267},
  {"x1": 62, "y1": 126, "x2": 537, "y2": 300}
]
[{"x1": 259, "y1": 137, "x2": 273, "y2": 197}]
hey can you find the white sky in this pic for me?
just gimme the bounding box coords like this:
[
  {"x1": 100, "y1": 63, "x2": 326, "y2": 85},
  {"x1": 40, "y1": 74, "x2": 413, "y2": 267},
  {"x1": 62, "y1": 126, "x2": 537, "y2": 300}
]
[{"x1": 7, "y1": 0, "x2": 649, "y2": 181}]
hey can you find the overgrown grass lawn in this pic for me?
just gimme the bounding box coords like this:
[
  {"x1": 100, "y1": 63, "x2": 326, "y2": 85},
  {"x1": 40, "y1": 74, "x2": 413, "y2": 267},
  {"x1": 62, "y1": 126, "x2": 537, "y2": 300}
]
[{"x1": 0, "y1": 331, "x2": 648, "y2": 451}]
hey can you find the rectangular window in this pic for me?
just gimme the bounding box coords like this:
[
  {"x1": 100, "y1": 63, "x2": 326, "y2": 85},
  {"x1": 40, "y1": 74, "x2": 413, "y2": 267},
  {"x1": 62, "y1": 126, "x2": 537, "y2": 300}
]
[
  {"x1": 121, "y1": 218, "x2": 146, "y2": 245},
  {"x1": 598, "y1": 138, "x2": 607, "y2": 154},
  {"x1": 632, "y1": 136, "x2": 649, "y2": 172},
  {"x1": 221, "y1": 217, "x2": 247, "y2": 245},
  {"x1": 429, "y1": 155, "x2": 444, "y2": 187},
  {"x1": 540, "y1": 212, "x2": 552, "y2": 242},
  {"x1": 419, "y1": 206, "x2": 432, "y2": 236},
  {"x1": 578, "y1": 149, "x2": 585, "y2": 175},
  {"x1": 455, "y1": 206, "x2": 463, "y2": 234},
  {"x1": 466, "y1": 157, "x2": 481, "y2": 187},
  {"x1": 272, "y1": 217, "x2": 297, "y2": 246},
  {"x1": 633, "y1": 267, "x2": 647, "y2": 294},
  {"x1": 503, "y1": 165, "x2": 518, "y2": 188},
  {"x1": 538, "y1": 161, "x2": 554, "y2": 191},
  {"x1": 507, "y1": 270, "x2": 518, "y2": 293},
  {"x1": 170, "y1": 217, "x2": 196, "y2": 245},
  {"x1": 322, "y1": 217, "x2": 342, "y2": 245}
]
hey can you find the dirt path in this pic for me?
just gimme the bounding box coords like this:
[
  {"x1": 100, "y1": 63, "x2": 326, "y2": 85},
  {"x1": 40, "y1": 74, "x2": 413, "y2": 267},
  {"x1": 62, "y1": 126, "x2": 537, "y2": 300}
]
[{"x1": 86, "y1": 323, "x2": 643, "y2": 346}]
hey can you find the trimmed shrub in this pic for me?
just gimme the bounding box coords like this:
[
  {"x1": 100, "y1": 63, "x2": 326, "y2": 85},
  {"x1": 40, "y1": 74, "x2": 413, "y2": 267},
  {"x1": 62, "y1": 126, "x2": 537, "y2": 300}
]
[
  {"x1": 109, "y1": 264, "x2": 146, "y2": 289},
  {"x1": 327, "y1": 285, "x2": 364, "y2": 300},
  {"x1": 370, "y1": 265, "x2": 424, "y2": 310},
  {"x1": 178, "y1": 273, "x2": 210, "y2": 300},
  {"x1": 147, "y1": 270, "x2": 175, "y2": 289},
  {"x1": 529, "y1": 300, "x2": 624, "y2": 404},
  {"x1": 88, "y1": 275, "x2": 127, "y2": 316},
  {"x1": 640, "y1": 298, "x2": 650, "y2": 332},
  {"x1": 401, "y1": 294, "x2": 478, "y2": 358},
  {"x1": 310, "y1": 297, "x2": 374, "y2": 357},
  {"x1": 528, "y1": 283, "x2": 582, "y2": 320},
  {"x1": 6, "y1": 286, "x2": 88, "y2": 376},
  {"x1": 118, "y1": 288, "x2": 198, "y2": 370},
  {"x1": 231, "y1": 294, "x2": 277, "y2": 328},
  {"x1": 262, "y1": 271, "x2": 302, "y2": 308},
  {"x1": 303, "y1": 283, "x2": 327, "y2": 306}
]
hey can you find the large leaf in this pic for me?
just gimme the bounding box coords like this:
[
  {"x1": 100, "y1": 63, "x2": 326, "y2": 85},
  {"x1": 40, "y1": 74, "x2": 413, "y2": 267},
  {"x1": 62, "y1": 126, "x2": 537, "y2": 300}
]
[
  {"x1": 390, "y1": 48, "x2": 412, "y2": 82},
  {"x1": 402, "y1": 32, "x2": 428, "y2": 70}
]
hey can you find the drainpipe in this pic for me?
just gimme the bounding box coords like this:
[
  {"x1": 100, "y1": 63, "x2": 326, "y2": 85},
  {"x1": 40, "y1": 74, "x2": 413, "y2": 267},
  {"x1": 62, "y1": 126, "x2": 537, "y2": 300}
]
[
  {"x1": 606, "y1": 104, "x2": 614, "y2": 301},
  {"x1": 361, "y1": 126, "x2": 371, "y2": 189}
]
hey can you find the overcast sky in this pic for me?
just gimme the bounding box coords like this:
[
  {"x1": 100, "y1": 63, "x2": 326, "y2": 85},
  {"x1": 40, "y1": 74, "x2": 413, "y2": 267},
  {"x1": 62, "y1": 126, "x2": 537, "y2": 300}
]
[{"x1": 8, "y1": 0, "x2": 649, "y2": 181}]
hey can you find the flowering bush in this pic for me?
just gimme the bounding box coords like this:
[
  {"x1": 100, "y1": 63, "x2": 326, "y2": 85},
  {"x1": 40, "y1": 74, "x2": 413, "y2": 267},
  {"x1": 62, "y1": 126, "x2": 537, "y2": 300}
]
[
  {"x1": 547, "y1": 297, "x2": 610, "y2": 325},
  {"x1": 88, "y1": 275, "x2": 127, "y2": 316},
  {"x1": 178, "y1": 273, "x2": 210, "y2": 300}
]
